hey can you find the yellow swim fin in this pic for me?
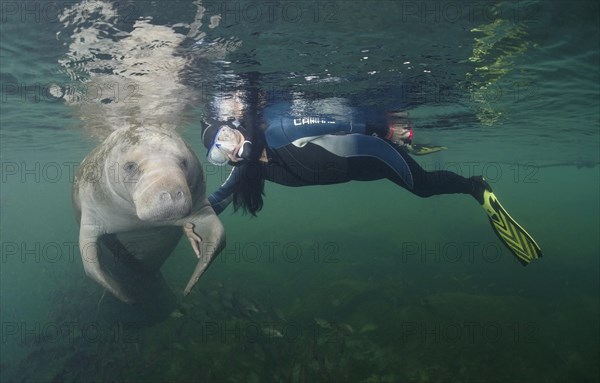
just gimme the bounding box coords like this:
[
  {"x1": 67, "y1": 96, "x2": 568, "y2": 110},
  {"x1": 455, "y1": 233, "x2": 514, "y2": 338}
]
[
  {"x1": 480, "y1": 188, "x2": 543, "y2": 265},
  {"x1": 406, "y1": 144, "x2": 448, "y2": 156}
]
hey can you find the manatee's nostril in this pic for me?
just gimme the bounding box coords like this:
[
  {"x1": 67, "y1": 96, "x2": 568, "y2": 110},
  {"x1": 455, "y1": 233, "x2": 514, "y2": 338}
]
[
  {"x1": 160, "y1": 191, "x2": 171, "y2": 201},
  {"x1": 160, "y1": 191, "x2": 184, "y2": 202}
]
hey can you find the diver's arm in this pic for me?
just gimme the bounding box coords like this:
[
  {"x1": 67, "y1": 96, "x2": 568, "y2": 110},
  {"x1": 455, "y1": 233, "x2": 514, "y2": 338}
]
[{"x1": 208, "y1": 166, "x2": 240, "y2": 215}]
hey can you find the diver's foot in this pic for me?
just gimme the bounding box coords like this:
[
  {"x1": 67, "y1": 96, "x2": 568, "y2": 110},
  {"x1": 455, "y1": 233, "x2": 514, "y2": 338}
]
[{"x1": 470, "y1": 175, "x2": 492, "y2": 205}]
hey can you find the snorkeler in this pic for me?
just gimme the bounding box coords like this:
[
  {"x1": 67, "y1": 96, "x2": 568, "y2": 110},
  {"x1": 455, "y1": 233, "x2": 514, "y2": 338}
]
[{"x1": 201, "y1": 102, "x2": 542, "y2": 265}]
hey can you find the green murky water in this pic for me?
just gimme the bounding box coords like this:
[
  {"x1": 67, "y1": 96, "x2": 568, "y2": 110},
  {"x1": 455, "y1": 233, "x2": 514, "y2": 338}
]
[{"x1": 1, "y1": 1, "x2": 598, "y2": 382}]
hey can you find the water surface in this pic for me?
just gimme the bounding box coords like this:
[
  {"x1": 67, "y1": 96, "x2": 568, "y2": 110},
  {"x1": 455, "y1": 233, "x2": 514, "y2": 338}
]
[{"x1": 1, "y1": 1, "x2": 598, "y2": 382}]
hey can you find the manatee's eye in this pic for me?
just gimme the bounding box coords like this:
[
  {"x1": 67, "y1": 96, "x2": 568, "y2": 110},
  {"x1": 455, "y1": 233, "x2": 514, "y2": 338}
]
[
  {"x1": 180, "y1": 159, "x2": 188, "y2": 169},
  {"x1": 123, "y1": 161, "x2": 138, "y2": 174}
]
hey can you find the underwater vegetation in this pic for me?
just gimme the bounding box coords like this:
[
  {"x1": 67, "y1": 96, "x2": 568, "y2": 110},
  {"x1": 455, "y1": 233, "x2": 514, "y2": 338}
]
[{"x1": 4, "y1": 267, "x2": 598, "y2": 383}]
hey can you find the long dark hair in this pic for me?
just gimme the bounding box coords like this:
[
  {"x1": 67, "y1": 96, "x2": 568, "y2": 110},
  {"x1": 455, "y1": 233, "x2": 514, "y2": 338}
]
[
  {"x1": 231, "y1": 134, "x2": 266, "y2": 216},
  {"x1": 231, "y1": 82, "x2": 266, "y2": 216}
]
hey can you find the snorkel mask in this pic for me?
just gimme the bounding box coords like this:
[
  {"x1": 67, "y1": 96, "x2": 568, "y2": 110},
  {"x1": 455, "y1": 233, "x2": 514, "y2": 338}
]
[{"x1": 202, "y1": 118, "x2": 253, "y2": 166}]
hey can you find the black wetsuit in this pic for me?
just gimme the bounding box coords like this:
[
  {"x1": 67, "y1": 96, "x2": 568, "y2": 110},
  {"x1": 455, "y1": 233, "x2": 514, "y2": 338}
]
[{"x1": 208, "y1": 104, "x2": 474, "y2": 214}]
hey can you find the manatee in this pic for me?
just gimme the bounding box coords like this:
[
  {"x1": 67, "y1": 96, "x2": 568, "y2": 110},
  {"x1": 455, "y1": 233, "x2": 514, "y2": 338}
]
[{"x1": 72, "y1": 126, "x2": 225, "y2": 304}]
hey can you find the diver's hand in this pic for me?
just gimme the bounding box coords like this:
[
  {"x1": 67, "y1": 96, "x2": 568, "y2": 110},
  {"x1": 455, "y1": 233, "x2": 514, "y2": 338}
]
[{"x1": 386, "y1": 111, "x2": 413, "y2": 146}]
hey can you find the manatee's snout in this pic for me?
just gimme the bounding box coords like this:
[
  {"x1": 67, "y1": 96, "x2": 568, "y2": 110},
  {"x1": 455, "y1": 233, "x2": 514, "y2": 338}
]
[
  {"x1": 158, "y1": 187, "x2": 191, "y2": 213},
  {"x1": 134, "y1": 171, "x2": 192, "y2": 222}
]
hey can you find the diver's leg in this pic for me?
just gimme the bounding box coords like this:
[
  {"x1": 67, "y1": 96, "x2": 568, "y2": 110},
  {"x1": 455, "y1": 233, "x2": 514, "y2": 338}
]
[
  {"x1": 347, "y1": 151, "x2": 479, "y2": 199},
  {"x1": 399, "y1": 152, "x2": 477, "y2": 198},
  {"x1": 380, "y1": 151, "x2": 543, "y2": 264},
  {"x1": 347, "y1": 150, "x2": 542, "y2": 264}
]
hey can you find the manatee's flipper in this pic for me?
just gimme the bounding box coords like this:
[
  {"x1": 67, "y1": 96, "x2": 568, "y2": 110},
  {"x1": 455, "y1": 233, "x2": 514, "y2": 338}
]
[
  {"x1": 474, "y1": 178, "x2": 543, "y2": 265},
  {"x1": 406, "y1": 143, "x2": 448, "y2": 156},
  {"x1": 182, "y1": 207, "x2": 226, "y2": 295},
  {"x1": 79, "y1": 221, "x2": 135, "y2": 304}
]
